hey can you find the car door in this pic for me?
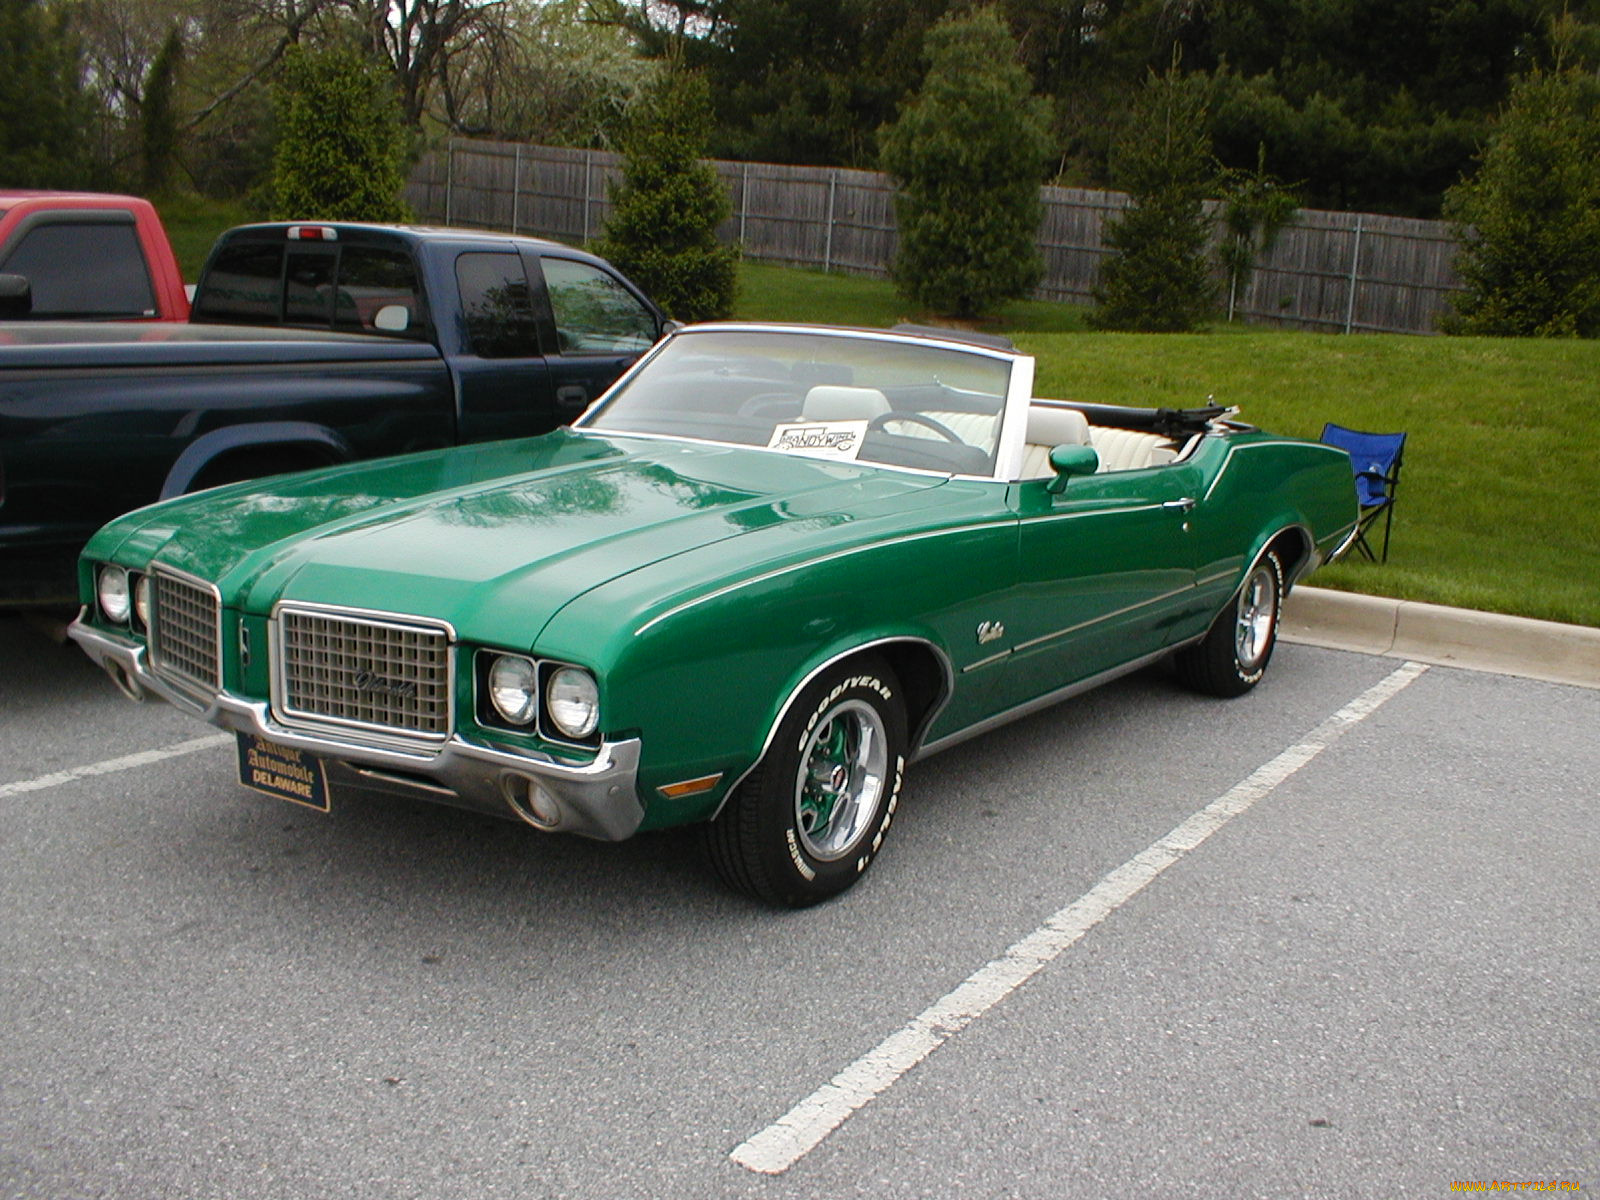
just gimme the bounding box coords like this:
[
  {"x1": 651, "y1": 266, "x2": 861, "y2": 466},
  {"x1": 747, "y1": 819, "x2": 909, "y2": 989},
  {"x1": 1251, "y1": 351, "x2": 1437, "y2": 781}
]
[
  {"x1": 526, "y1": 253, "x2": 662, "y2": 421},
  {"x1": 995, "y1": 462, "x2": 1206, "y2": 710}
]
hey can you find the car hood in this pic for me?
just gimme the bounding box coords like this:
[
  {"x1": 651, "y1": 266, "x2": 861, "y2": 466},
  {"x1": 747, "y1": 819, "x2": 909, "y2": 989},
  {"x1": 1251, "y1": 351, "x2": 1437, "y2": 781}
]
[{"x1": 103, "y1": 430, "x2": 948, "y2": 646}]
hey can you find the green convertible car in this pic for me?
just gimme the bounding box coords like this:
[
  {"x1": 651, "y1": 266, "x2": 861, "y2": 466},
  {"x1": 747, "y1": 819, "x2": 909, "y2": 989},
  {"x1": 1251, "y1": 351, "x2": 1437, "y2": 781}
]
[{"x1": 69, "y1": 324, "x2": 1358, "y2": 905}]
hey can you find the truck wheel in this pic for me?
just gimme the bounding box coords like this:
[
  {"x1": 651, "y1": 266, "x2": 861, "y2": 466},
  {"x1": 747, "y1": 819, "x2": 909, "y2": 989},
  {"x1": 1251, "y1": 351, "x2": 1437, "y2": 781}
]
[
  {"x1": 1175, "y1": 548, "x2": 1283, "y2": 698},
  {"x1": 705, "y1": 659, "x2": 907, "y2": 907}
]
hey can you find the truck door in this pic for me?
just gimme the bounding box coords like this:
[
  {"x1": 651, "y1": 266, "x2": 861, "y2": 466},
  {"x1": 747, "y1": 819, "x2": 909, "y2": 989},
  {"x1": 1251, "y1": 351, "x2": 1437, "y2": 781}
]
[
  {"x1": 525, "y1": 253, "x2": 662, "y2": 420},
  {"x1": 451, "y1": 250, "x2": 554, "y2": 444}
]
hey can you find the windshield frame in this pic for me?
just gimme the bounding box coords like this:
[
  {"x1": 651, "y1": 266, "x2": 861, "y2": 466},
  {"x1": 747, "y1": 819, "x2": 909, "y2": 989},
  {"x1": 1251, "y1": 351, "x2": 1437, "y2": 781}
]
[{"x1": 573, "y1": 323, "x2": 1035, "y2": 483}]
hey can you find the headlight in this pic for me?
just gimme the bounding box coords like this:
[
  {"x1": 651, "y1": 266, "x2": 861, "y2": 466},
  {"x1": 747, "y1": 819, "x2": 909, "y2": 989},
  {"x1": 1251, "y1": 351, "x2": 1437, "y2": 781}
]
[
  {"x1": 133, "y1": 574, "x2": 153, "y2": 630},
  {"x1": 545, "y1": 667, "x2": 599, "y2": 739},
  {"x1": 97, "y1": 565, "x2": 131, "y2": 624},
  {"x1": 487, "y1": 654, "x2": 538, "y2": 726}
]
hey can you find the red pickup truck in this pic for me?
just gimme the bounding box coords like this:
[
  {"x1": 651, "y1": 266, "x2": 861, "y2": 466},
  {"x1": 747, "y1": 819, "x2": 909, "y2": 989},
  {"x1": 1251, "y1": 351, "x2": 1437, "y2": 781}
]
[{"x1": 0, "y1": 191, "x2": 189, "y2": 321}]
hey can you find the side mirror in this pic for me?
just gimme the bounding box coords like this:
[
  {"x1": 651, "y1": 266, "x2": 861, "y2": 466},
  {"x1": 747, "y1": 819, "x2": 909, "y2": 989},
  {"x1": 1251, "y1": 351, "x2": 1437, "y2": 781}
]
[
  {"x1": 0, "y1": 274, "x2": 33, "y2": 319},
  {"x1": 373, "y1": 304, "x2": 410, "y2": 332},
  {"x1": 1045, "y1": 444, "x2": 1099, "y2": 494}
]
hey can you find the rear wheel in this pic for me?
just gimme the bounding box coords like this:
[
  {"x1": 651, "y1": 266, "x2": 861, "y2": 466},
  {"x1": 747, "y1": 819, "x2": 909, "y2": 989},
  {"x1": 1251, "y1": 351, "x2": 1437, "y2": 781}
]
[
  {"x1": 705, "y1": 659, "x2": 907, "y2": 907},
  {"x1": 1175, "y1": 549, "x2": 1283, "y2": 697}
]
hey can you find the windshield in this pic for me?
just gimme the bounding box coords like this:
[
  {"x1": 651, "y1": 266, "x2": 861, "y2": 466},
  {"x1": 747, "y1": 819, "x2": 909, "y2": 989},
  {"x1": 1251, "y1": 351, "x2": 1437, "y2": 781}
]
[{"x1": 581, "y1": 328, "x2": 1014, "y2": 476}]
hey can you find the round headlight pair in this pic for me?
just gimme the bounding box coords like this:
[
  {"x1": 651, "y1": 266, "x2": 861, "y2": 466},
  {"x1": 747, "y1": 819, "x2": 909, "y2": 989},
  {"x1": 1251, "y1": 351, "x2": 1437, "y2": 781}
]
[
  {"x1": 100, "y1": 566, "x2": 156, "y2": 629},
  {"x1": 486, "y1": 655, "x2": 599, "y2": 740}
]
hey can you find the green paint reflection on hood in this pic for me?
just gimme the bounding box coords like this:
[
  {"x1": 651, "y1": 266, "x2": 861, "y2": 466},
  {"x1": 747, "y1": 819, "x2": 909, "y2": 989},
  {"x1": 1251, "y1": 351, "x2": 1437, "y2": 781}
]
[{"x1": 98, "y1": 430, "x2": 947, "y2": 642}]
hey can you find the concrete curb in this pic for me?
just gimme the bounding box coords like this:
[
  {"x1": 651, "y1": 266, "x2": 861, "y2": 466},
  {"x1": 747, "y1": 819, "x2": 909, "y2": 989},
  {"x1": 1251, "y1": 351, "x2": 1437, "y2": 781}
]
[{"x1": 1281, "y1": 586, "x2": 1600, "y2": 690}]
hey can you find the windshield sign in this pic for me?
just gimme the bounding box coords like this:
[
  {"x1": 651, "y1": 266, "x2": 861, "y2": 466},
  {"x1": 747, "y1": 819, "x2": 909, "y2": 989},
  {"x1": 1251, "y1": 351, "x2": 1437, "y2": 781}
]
[{"x1": 583, "y1": 328, "x2": 1014, "y2": 476}]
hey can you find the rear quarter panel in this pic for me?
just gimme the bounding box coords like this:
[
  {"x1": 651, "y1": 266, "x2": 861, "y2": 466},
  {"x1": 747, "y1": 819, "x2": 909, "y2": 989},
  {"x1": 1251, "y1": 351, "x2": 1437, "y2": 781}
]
[{"x1": 1186, "y1": 433, "x2": 1359, "y2": 622}]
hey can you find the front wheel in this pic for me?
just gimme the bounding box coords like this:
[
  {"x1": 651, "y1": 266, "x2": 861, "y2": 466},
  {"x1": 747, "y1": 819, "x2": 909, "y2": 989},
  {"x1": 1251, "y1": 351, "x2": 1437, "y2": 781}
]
[
  {"x1": 704, "y1": 659, "x2": 907, "y2": 907},
  {"x1": 1174, "y1": 549, "x2": 1283, "y2": 697}
]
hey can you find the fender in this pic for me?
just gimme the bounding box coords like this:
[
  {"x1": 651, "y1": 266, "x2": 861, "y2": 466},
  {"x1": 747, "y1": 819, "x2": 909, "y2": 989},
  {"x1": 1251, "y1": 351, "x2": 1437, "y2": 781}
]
[
  {"x1": 1248, "y1": 520, "x2": 1315, "y2": 589},
  {"x1": 708, "y1": 633, "x2": 956, "y2": 821},
  {"x1": 160, "y1": 422, "x2": 353, "y2": 499}
]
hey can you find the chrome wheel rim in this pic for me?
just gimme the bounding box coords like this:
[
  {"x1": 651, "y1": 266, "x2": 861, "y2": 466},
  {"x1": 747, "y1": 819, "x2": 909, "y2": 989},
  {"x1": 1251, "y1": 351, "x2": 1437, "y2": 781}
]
[
  {"x1": 1234, "y1": 564, "x2": 1278, "y2": 670},
  {"x1": 794, "y1": 699, "x2": 888, "y2": 861}
]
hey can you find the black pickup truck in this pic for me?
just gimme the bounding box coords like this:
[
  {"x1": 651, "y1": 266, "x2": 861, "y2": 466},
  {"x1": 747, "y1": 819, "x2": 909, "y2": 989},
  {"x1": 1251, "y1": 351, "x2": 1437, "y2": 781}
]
[{"x1": 0, "y1": 222, "x2": 667, "y2": 605}]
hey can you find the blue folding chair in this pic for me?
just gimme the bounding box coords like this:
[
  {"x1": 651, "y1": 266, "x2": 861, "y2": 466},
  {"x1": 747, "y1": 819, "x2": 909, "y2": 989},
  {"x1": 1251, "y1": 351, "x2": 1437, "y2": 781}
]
[{"x1": 1321, "y1": 423, "x2": 1406, "y2": 562}]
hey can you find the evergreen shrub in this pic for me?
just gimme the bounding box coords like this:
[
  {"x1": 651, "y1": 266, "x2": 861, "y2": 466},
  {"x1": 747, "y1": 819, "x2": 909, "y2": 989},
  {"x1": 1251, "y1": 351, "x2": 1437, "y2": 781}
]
[
  {"x1": 595, "y1": 70, "x2": 737, "y2": 323},
  {"x1": 271, "y1": 46, "x2": 410, "y2": 223},
  {"x1": 1444, "y1": 69, "x2": 1600, "y2": 338},
  {"x1": 880, "y1": 7, "x2": 1052, "y2": 319},
  {"x1": 1091, "y1": 66, "x2": 1219, "y2": 332}
]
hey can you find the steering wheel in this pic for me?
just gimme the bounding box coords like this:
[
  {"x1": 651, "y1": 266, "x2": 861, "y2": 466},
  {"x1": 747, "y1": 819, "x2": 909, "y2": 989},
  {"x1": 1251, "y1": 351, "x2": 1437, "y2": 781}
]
[{"x1": 867, "y1": 411, "x2": 965, "y2": 444}]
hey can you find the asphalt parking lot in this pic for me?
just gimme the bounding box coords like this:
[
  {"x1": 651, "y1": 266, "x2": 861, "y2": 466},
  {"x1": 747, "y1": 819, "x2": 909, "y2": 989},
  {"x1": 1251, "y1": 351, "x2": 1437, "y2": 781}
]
[{"x1": 2, "y1": 614, "x2": 1595, "y2": 1199}]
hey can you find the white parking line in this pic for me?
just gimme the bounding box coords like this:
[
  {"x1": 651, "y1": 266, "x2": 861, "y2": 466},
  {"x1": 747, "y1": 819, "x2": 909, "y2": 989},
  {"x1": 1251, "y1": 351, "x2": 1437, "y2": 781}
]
[
  {"x1": 730, "y1": 660, "x2": 1431, "y2": 1175},
  {"x1": 0, "y1": 733, "x2": 232, "y2": 799}
]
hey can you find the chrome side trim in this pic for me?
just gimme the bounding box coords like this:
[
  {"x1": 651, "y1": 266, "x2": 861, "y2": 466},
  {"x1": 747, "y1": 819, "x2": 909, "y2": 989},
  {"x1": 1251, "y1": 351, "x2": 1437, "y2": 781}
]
[
  {"x1": 916, "y1": 644, "x2": 1190, "y2": 761},
  {"x1": 1016, "y1": 500, "x2": 1174, "y2": 526},
  {"x1": 1010, "y1": 584, "x2": 1198, "y2": 655},
  {"x1": 1326, "y1": 521, "x2": 1362, "y2": 564},
  {"x1": 961, "y1": 648, "x2": 1011, "y2": 674}
]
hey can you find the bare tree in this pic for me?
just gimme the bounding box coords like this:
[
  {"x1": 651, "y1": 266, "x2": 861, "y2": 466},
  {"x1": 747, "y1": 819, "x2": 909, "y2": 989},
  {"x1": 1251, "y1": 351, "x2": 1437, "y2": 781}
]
[{"x1": 335, "y1": 0, "x2": 513, "y2": 127}]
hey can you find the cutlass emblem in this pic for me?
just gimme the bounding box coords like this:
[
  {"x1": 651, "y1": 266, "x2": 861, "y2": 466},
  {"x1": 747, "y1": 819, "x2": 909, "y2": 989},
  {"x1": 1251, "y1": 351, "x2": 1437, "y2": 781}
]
[
  {"x1": 353, "y1": 670, "x2": 419, "y2": 699},
  {"x1": 977, "y1": 621, "x2": 1005, "y2": 645}
]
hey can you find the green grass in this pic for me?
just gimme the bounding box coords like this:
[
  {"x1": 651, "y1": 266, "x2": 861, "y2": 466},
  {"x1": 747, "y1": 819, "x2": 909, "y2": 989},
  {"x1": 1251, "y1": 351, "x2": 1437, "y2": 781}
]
[
  {"x1": 733, "y1": 263, "x2": 1600, "y2": 628},
  {"x1": 735, "y1": 261, "x2": 1090, "y2": 335},
  {"x1": 152, "y1": 194, "x2": 252, "y2": 279}
]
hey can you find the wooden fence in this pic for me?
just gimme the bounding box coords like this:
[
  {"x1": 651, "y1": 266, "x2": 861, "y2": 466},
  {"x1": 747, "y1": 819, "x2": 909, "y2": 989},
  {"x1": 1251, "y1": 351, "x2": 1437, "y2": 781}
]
[{"x1": 406, "y1": 137, "x2": 1465, "y2": 334}]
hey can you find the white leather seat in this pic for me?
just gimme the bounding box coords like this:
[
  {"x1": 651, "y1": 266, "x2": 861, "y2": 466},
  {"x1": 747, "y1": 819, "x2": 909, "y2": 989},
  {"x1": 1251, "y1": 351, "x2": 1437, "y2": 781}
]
[
  {"x1": 1019, "y1": 404, "x2": 1180, "y2": 476},
  {"x1": 1020, "y1": 405, "x2": 1092, "y2": 478},
  {"x1": 1087, "y1": 426, "x2": 1179, "y2": 471},
  {"x1": 802, "y1": 385, "x2": 891, "y2": 422}
]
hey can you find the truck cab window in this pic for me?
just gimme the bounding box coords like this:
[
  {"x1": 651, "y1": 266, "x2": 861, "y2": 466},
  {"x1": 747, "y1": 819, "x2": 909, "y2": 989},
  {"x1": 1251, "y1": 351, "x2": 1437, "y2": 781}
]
[
  {"x1": 540, "y1": 258, "x2": 658, "y2": 354},
  {"x1": 335, "y1": 246, "x2": 424, "y2": 338},
  {"x1": 193, "y1": 244, "x2": 283, "y2": 323},
  {"x1": 456, "y1": 252, "x2": 539, "y2": 359},
  {"x1": 284, "y1": 249, "x2": 337, "y2": 326},
  {"x1": 1, "y1": 222, "x2": 156, "y2": 318}
]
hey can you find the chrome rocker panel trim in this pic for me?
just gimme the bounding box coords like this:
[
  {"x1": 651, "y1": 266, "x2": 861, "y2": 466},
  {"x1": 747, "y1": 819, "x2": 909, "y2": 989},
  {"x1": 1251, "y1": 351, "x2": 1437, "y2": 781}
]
[{"x1": 67, "y1": 617, "x2": 645, "y2": 842}]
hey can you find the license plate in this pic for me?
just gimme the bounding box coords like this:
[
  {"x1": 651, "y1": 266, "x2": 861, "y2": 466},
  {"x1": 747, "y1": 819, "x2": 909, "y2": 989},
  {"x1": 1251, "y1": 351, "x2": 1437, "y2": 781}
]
[{"x1": 237, "y1": 734, "x2": 330, "y2": 813}]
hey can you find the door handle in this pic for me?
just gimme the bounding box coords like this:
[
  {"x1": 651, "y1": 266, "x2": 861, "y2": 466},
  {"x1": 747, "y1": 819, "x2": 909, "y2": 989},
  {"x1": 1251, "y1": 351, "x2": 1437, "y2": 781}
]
[
  {"x1": 1163, "y1": 497, "x2": 1197, "y2": 513},
  {"x1": 556, "y1": 384, "x2": 589, "y2": 407}
]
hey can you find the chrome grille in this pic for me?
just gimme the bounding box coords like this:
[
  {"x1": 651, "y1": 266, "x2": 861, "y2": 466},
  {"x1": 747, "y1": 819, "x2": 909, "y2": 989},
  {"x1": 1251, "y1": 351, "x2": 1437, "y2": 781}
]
[
  {"x1": 150, "y1": 570, "x2": 221, "y2": 695},
  {"x1": 276, "y1": 607, "x2": 451, "y2": 739}
]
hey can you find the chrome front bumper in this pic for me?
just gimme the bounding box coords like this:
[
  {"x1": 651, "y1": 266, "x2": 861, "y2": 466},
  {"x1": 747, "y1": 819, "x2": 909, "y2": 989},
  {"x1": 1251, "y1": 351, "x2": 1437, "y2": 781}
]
[{"x1": 67, "y1": 617, "x2": 646, "y2": 842}]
